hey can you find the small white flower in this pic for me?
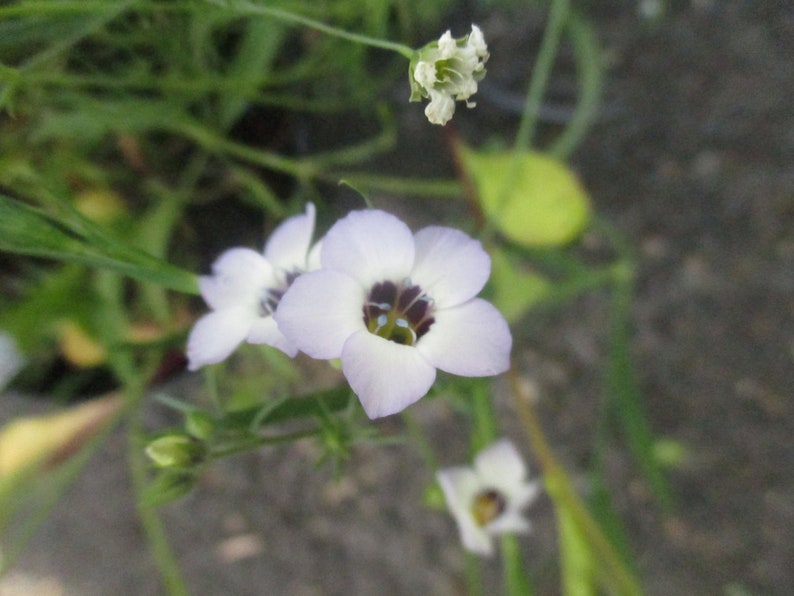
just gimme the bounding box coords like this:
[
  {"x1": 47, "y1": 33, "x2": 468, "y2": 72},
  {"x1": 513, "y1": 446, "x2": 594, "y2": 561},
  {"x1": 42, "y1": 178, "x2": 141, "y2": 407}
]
[
  {"x1": 437, "y1": 439, "x2": 539, "y2": 556},
  {"x1": 275, "y1": 209, "x2": 511, "y2": 419},
  {"x1": 186, "y1": 203, "x2": 320, "y2": 370},
  {"x1": 409, "y1": 24, "x2": 490, "y2": 125}
]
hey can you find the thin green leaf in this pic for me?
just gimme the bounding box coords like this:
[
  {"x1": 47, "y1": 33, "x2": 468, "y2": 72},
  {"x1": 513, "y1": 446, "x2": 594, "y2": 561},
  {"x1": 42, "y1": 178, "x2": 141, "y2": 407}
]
[
  {"x1": 218, "y1": 17, "x2": 286, "y2": 129},
  {"x1": 558, "y1": 505, "x2": 595, "y2": 596},
  {"x1": 501, "y1": 534, "x2": 534, "y2": 596},
  {"x1": 607, "y1": 279, "x2": 674, "y2": 510},
  {"x1": 587, "y1": 472, "x2": 635, "y2": 574},
  {"x1": 548, "y1": 13, "x2": 604, "y2": 159},
  {"x1": 0, "y1": 194, "x2": 199, "y2": 294}
]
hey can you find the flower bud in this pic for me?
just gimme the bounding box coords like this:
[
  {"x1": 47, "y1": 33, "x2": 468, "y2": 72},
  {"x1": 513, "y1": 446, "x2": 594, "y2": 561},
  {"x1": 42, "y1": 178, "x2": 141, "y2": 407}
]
[{"x1": 145, "y1": 434, "x2": 206, "y2": 469}]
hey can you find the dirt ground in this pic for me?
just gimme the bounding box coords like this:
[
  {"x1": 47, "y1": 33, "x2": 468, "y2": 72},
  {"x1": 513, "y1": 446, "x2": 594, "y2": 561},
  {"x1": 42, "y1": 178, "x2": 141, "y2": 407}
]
[{"x1": 1, "y1": 1, "x2": 792, "y2": 594}]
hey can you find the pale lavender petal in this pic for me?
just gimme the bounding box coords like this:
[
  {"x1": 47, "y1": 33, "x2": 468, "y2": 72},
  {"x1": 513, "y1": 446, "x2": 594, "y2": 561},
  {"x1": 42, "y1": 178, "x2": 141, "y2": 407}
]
[
  {"x1": 246, "y1": 316, "x2": 298, "y2": 357},
  {"x1": 186, "y1": 307, "x2": 253, "y2": 370},
  {"x1": 411, "y1": 226, "x2": 491, "y2": 308},
  {"x1": 321, "y1": 210, "x2": 415, "y2": 287},
  {"x1": 417, "y1": 299, "x2": 511, "y2": 376},
  {"x1": 306, "y1": 239, "x2": 323, "y2": 271},
  {"x1": 263, "y1": 203, "x2": 316, "y2": 270},
  {"x1": 341, "y1": 330, "x2": 436, "y2": 418},
  {"x1": 275, "y1": 270, "x2": 365, "y2": 359},
  {"x1": 200, "y1": 248, "x2": 274, "y2": 310}
]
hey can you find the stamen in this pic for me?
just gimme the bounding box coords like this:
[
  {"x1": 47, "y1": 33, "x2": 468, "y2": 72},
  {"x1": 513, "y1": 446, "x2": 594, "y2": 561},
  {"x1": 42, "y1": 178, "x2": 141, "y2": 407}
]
[
  {"x1": 361, "y1": 279, "x2": 435, "y2": 345},
  {"x1": 472, "y1": 488, "x2": 507, "y2": 527},
  {"x1": 366, "y1": 301, "x2": 392, "y2": 311},
  {"x1": 373, "y1": 314, "x2": 388, "y2": 334},
  {"x1": 259, "y1": 267, "x2": 303, "y2": 316}
]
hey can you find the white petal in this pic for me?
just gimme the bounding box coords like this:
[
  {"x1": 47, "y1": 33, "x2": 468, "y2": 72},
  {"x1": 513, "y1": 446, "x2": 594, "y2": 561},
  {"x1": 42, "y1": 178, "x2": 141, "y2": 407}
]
[
  {"x1": 468, "y1": 25, "x2": 488, "y2": 56},
  {"x1": 437, "y1": 467, "x2": 495, "y2": 556},
  {"x1": 417, "y1": 299, "x2": 511, "y2": 377},
  {"x1": 512, "y1": 481, "x2": 541, "y2": 510},
  {"x1": 263, "y1": 203, "x2": 316, "y2": 270},
  {"x1": 321, "y1": 210, "x2": 415, "y2": 287},
  {"x1": 485, "y1": 511, "x2": 531, "y2": 535},
  {"x1": 341, "y1": 330, "x2": 436, "y2": 418},
  {"x1": 437, "y1": 30, "x2": 456, "y2": 58},
  {"x1": 186, "y1": 307, "x2": 253, "y2": 370},
  {"x1": 246, "y1": 316, "x2": 298, "y2": 357},
  {"x1": 200, "y1": 248, "x2": 273, "y2": 310},
  {"x1": 411, "y1": 226, "x2": 491, "y2": 308},
  {"x1": 414, "y1": 61, "x2": 437, "y2": 89},
  {"x1": 275, "y1": 270, "x2": 365, "y2": 359},
  {"x1": 437, "y1": 467, "x2": 479, "y2": 518},
  {"x1": 475, "y1": 439, "x2": 536, "y2": 507},
  {"x1": 474, "y1": 439, "x2": 526, "y2": 485},
  {"x1": 424, "y1": 91, "x2": 455, "y2": 125},
  {"x1": 461, "y1": 523, "x2": 496, "y2": 556}
]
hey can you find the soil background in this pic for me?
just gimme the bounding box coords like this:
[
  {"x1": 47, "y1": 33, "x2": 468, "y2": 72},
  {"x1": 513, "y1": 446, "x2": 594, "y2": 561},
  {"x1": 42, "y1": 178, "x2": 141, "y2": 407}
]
[{"x1": 1, "y1": 1, "x2": 793, "y2": 594}]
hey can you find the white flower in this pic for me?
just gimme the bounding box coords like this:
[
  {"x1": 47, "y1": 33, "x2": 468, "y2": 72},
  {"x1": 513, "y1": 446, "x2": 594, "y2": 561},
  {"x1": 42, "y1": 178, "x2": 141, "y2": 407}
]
[
  {"x1": 186, "y1": 203, "x2": 320, "y2": 370},
  {"x1": 409, "y1": 24, "x2": 490, "y2": 125},
  {"x1": 275, "y1": 209, "x2": 511, "y2": 419},
  {"x1": 437, "y1": 438, "x2": 539, "y2": 556}
]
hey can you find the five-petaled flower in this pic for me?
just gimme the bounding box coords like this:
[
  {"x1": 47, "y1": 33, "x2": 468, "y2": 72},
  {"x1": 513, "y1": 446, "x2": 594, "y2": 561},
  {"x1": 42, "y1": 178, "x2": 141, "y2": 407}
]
[
  {"x1": 437, "y1": 438, "x2": 539, "y2": 556},
  {"x1": 275, "y1": 209, "x2": 511, "y2": 418},
  {"x1": 186, "y1": 203, "x2": 320, "y2": 370},
  {"x1": 409, "y1": 24, "x2": 490, "y2": 125}
]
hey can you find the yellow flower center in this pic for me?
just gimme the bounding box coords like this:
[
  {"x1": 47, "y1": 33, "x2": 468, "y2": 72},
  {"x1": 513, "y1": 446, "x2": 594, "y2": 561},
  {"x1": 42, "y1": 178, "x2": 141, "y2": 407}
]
[{"x1": 471, "y1": 488, "x2": 507, "y2": 526}]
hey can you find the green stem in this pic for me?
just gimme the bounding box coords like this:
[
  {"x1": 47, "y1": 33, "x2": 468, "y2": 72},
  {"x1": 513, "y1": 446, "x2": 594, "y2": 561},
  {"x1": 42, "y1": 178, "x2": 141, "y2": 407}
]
[
  {"x1": 508, "y1": 369, "x2": 642, "y2": 596},
  {"x1": 536, "y1": 262, "x2": 629, "y2": 311},
  {"x1": 129, "y1": 414, "x2": 189, "y2": 596},
  {"x1": 481, "y1": 0, "x2": 571, "y2": 245},
  {"x1": 209, "y1": 428, "x2": 320, "y2": 459},
  {"x1": 202, "y1": 365, "x2": 223, "y2": 416},
  {"x1": 548, "y1": 13, "x2": 603, "y2": 159},
  {"x1": 470, "y1": 381, "x2": 498, "y2": 452},
  {"x1": 95, "y1": 269, "x2": 188, "y2": 594},
  {"x1": 400, "y1": 411, "x2": 440, "y2": 472},
  {"x1": 0, "y1": 1, "x2": 144, "y2": 16},
  {"x1": 332, "y1": 174, "x2": 461, "y2": 198},
  {"x1": 558, "y1": 504, "x2": 595, "y2": 596},
  {"x1": 463, "y1": 552, "x2": 484, "y2": 596},
  {"x1": 173, "y1": 120, "x2": 311, "y2": 179},
  {"x1": 515, "y1": 0, "x2": 571, "y2": 152},
  {"x1": 501, "y1": 534, "x2": 534, "y2": 596},
  {"x1": 204, "y1": 0, "x2": 414, "y2": 58}
]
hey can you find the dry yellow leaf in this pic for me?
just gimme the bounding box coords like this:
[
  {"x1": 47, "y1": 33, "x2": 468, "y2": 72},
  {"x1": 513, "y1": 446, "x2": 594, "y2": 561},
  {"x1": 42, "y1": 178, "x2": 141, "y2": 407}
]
[
  {"x1": 56, "y1": 320, "x2": 106, "y2": 368},
  {"x1": 0, "y1": 394, "x2": 122, "y2": 477}
]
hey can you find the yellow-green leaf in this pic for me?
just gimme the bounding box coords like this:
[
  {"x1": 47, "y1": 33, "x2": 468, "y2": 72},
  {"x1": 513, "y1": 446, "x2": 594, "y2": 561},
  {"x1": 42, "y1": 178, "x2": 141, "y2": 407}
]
[
  {"x1": 490, "y1": 248, "x2": 551, "y2": 322},
  {"x1": 462, "y1": 147, "x2": 591, "y2": 246}
]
